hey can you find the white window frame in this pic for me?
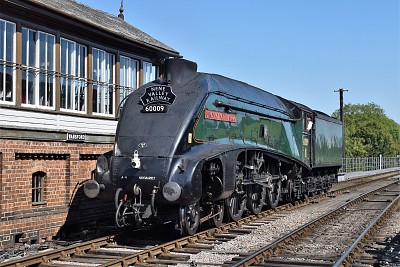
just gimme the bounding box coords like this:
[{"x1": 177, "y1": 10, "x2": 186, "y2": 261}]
[
  {"x1": 21, "y1": 28, "x2": 56, "y2": 109},
  {"x1": 60, "y1": 38, "x2": 87, "y2": 113},
  {"x1": 0, "y1": 19, "x2": 16, "y2": 104},
  {"x1": 92, "y1": 47, "x2": 115, "y2": 116}
]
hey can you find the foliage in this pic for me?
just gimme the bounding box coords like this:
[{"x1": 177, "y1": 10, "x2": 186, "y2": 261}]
[{"x1": 332, "y1": 103, "x2": 400, "y2": 157}]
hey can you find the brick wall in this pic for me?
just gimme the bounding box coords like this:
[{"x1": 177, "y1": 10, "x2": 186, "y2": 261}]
[{"x1": 0, "y1": 139, "x2": 114, "y2": 248}]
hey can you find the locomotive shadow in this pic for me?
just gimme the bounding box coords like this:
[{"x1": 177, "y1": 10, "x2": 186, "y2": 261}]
[{"x1": 55, "y1": 181, "x2": 116, "y2": 243}]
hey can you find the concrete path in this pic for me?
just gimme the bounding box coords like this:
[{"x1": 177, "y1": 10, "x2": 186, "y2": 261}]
[{"x1": 338, "y1": 167, "x2": 400, "y2": 182}]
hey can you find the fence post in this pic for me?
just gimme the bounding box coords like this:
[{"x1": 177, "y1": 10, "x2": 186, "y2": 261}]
[{"x1": 379, "y1": 154, "x2": 382, "y2": 170}]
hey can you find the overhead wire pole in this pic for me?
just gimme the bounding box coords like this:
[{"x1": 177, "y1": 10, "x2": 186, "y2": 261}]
[{"x1": 335, "y1": 88, "x2": 348, "y2": 170}]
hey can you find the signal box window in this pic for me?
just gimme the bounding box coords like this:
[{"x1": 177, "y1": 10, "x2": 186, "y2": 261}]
[
  {"x1": 120, "y1": 55, "x2": 138, "y2": 104},
  {"x1": 60, "y1": 38, "x2": 87, "y2": 112},
  {"x1": 21, "y1": 28, "x2": 55, "y2": 108},
  {"x1": 92, "y1": 48, "x2": 115, "y2": 115},
  {"x1": 32, "y1": 171, "x2": 45, "y2": 205}
]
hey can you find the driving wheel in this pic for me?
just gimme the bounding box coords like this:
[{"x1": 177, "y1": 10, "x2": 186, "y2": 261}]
[
  {"x1": 265, "y1": 180, "x2": 281, "y2": 209},
  {"x1": 209, "y1": 200, "x2": 224, "y2": 227},
  {"x1": 246, "y1": 184, "x2": 266, "y2": 214},
  {"x1": 179, "y1": 202, "x2": 200, "y2": 235},
  {"x1": 224, "y1": 192, "x2": 246, "y2": 222}
]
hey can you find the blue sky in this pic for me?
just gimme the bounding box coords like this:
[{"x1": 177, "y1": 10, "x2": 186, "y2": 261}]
[{"x1": 79, "y1": 0, "x2": 400, "y2": 123}]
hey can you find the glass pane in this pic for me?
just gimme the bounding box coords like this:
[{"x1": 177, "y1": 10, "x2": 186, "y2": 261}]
[
  {"x1": 37, "y1": 188, "x2": 42, "y2": 202},
  {"x1": 92, "y1": 84, "x2": 98, "y2": 113},
  {"x1": 93, "y1": 49, "x2": 98, "y2": 81},
  {"x1": 75, "y1": 45, "x2": 80, "y2": 77},
  {"x1": 120, "y1": 58, "x2": 125, "y2": 87},
  {"x1": 78, "y1": 81, "x2": 85, "y2": 111},
  {"x1": 47, "y1": 35, "x2": 55, "y2": 71},
  {"x1": 27, "y1": 71, "x2": 35, "y2": 104},
  {"x1": 0, "y1": 21, "x2": 4, "y2": 60},
  {"x1": 107, "y1": 85, "x2": 113, "y2": 114},
  {"x1": 39, "y1": 33, "x2": 46, "y2": 69},
  {"x1": 22, "y1": 69, "x2": 27, "y2": 103},
  {"x1": 143, "y1": 62, "x2": 153, "y2": 83},
  {"x1": 22, "y1": 28, "x2": 27, "y2": 65},
  {"x1": 39, "y1": 73, "x2": 45, "y2": 105},
  {"x1": 98, "y1": 84, "x2": 103, "y2": 113},
  {"x1": 67, "y1": 78, "x2": 72, "y2": 109},
  {"x1": 119, "y1": 61, "x2": 125, "y2": 102},
  {"x1": 47, "y1": 75, "x2": 54, "y2": 106},
  {"x1": 77, "y1": 45, "x2": 86, "y2": 111},
  {"x1": 60, "y1": 77, "x2": 66, "y2": 108},
  {"x1": 36, "y1": 174, "x2": 41, "y2": 188},
  {"x1": 5, "y1": 66, "x2": 13, "y2": 101},
  {"x1": 134, "y1": 61, "x2": 138, "y2": 89},
  {"x1": 28, "y1": 30, "x2": 36, "y2": 67},
  {"x1": 5, "y1": 22, "x2": 15, "y2": 61},
  {"x1": 79, "y1": 46, "x2": 86, "y2": 78},
  {"x1": 61, "y1": 39, "x2": 67, "y2": 74},
  {"x1": 74, "y1": 82, "x2": 79, "y2": 110},
  {"x1": 99, "y1": 50, "x2": 104, "y2": 82},
  {"x1": 0, "y1": 68, "x2": 3, "y2": 101},
  {"x1": 108, "y1": 54, "x2": 114, "y2": 83},
  {"x1": 68, "y1": 41, "x2": 74, "y2": 74}
]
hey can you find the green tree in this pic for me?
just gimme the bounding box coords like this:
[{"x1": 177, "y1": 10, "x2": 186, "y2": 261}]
[{"x1": 332, "y1": 103, "x2": 400, "y2": 157}]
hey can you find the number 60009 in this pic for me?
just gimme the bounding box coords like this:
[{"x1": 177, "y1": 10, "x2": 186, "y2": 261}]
[{"x1": 143, "y1": 104, "x2": 167, "y2": 113}]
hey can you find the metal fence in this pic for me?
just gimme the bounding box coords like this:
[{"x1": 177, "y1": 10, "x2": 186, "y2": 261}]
[{"x1": 341, "y1": 156, "x2": 400, "y2": 173}]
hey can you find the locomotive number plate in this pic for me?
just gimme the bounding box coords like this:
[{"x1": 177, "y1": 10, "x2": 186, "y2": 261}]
[
  {"x1": 142, "y1": 104, "x2": 168, "y2": 113},
  {"x1": 140, "y1": 85, "x2": 176, "y2": 113}
]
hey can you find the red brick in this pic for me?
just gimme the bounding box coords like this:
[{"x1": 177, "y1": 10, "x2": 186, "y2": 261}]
[{"x1": 0, "y1": 139, "x2": 113, "y2": 249}]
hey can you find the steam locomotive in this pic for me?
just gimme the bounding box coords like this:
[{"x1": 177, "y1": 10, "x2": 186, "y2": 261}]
[{"x1": 84, "y1": 58, "x2": 342, "y2": 235}]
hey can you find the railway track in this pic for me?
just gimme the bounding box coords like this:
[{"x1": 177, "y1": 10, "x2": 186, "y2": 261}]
[
  {"x1": 230, "y1": 178, "x2": 400, "y2": 266},
  {"x1": 0, "y1": 170, "x2": 398, "y2": 267},
  {"x1": 354, "y1": 203, "x2": 400, "y2": 266}
]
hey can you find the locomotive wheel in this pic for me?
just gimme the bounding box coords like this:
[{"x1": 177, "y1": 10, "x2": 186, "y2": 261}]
[
  {"x1": 209, "y1": 200, "x2": 224, "y2": 228},
  {"x1": 283, "y1": 180, "x2": 296, "y2": 204},
  {"x1": 114, "y1": 188, "x2": 123, "y2": 209},
  {"x1": 246, "y1": 184, "x2": 266, "y2": 215},
  {"x1": 265, "y1": 180, "x2": 281, "y2": 209},
  {"x1": 224, "y1": 192, "x2": 246, "y2": 222},
  {"x1": 179, "y1": 202, "x2": 200, "y2": 235}
]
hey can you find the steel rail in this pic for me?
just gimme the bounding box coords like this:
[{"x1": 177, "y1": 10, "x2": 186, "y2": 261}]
[
  {"x1": 0, "y1": 170, "x2": 397, "y2": 267},
  {"x1": 0, "y1": 236, "x2": 113, "y2": 267},
  {"x1": 230, "y1": 180, "x2": 399, "y2": 267},
  {"x1": 333, "y1": 193, "x2": 400, "y2": 267}
]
